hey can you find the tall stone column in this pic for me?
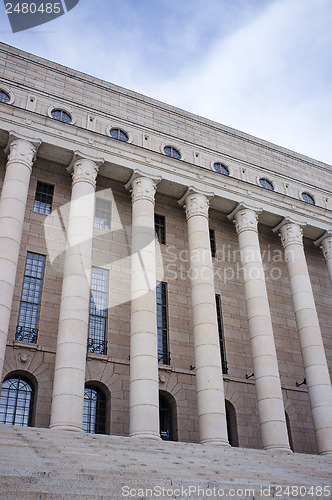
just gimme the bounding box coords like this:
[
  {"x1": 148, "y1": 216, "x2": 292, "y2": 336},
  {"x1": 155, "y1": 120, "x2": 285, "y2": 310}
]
[
  {"x1": 228, "y1": 205, "x2": 290, "y2": 451},
  {"x1": 0, "y1": 135, "x2": 40, "y2": 383},
  {"x1": 125, "y1": 171, "x2": 161, "y2": 439},
  {"x1": 275, "y1": 219, "x2": 332, "y2": 455},
  {"x1": 179, "y1": 187, "x2": 228, "y2": 445},
  {"x1": 314, "y1": 232, "x2": 332, "y2": 287},
  {"x1": 50, "y1": 153, "x2": 103, "y2": 431}
]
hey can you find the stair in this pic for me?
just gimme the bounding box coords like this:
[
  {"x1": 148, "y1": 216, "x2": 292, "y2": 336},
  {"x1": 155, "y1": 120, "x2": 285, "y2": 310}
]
[{"x1": 0, "y1": 424, "x2": 331, "y2": 499}]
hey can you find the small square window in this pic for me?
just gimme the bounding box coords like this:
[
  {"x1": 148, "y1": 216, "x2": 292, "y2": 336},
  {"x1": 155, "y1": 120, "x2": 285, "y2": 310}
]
[
  {"x1": 94, "y1": 197, "x2": 111, "y2": 230},
  {"x1": 34, "y1": 182, "x2": 54, "y2": 215},
  {"x1": 155, "y1": 214, "x2": 166, "y2": 244}
]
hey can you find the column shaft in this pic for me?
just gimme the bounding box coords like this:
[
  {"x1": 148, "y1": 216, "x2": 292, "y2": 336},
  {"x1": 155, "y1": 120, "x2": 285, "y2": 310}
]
[
  {"x1": 126, "y1": 174, "x2": 160, "y2": 439},
  {"x1": 277, "y1": 221, "x2": 332, "y2": 455},
  {"x1": 0, "y1": 138, "x2": 38, "y2": 382},
  {"x1": 230, "y1": 206, "x2": 290, "y2": 451},
  {"x1": 50, "y1": 156, "x2": 100, "y2": 431},
  {"x1": 181, "y1": 189, "x2": 228, "y2": 445}
]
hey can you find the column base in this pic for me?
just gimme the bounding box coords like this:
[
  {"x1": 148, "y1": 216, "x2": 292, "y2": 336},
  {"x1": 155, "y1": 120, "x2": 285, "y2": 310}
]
[
  {"x1": 319, "y1": 451, "x2": 332, "y2": 456},
  {"x1": 200, "y1": 438, "x2": 230, "y2": 446},
  {"x1": 129, "y1": 431, "x2": 161, "y2": 440},
  {"x1": 49, "y1": 424, "x2": 83, "y2": 432},
  {"x1": 263, "y1": 445, "x2": 292, "y2": 453}
]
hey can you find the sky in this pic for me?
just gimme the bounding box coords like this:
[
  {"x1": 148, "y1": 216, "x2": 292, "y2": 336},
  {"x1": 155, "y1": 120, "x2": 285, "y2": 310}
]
[{"x1": 0, "y1": 0, "x2": 332, "y2": 165}]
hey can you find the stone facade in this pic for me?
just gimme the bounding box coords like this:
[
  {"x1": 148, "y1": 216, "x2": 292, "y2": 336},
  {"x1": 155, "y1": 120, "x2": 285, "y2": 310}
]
[{"x1": 0, "y1": 42, "x2": 331, "y2": 455}]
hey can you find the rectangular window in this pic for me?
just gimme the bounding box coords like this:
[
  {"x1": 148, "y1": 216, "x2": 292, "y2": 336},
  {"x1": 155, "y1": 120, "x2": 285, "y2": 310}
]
[
  {"x1": 210, "y1": 229, "x2": 216, "y2": 258},
  {"x1": 215, "y1": 294, "x2": 228, "y2": 374},
  {"x1": 34, "y1": 181, "x2": 54, "y2": 215},
  {"x1": 155, "y1": 214, "x2": 166, "y2": 244},
  {"x1": 88, "y1": 267, "x2": 109, "y2": 355},
  {"x1": 94, "y1": 197, "x2": 111, "y2": 230},
  {"x1": 157, "y1": 282, "x2": 170, "y2": 365},
  {"x1": 16, "y1": 252, "x2": 45, "y2": 343}
]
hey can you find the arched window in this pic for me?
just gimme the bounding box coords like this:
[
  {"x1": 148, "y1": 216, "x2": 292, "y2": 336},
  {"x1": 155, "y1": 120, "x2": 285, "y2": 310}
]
[
  {"x1": 83, "y1": 385, "x2": 107, "y2": 434},
  {"x1": 164, "y1": 146, "x2": 181, "y2": 160},
  {"x1": 301, "y1": 192, "x2": 315, "y2": 205},
  {"x1": 285, "y1": 412, "x2": 294, "y2": 451},
  {"x1": 213, "y1": 162, "x2": 229, "y2": 176},
  {"x1": 225, "y1": 400, "x2": 239, "y2": 447},
  {"x1": 109, "y1": 128, "x2": 129, "y2": 142},
  {"x1": 259, "y1": 177, "x2": 274, "y2": 191},
  {"x1": 159, "y1": 394, "x2": 173, "y2": 441},
  {"x1": 51, "y1": 108, "x2": 72, "y2": 124},
  {"x1": 0, "y1": 90, "x2": 10, "y2": 103},
  {"x1": 0, "y1": 376, "x2": 34, "y2": 426}
]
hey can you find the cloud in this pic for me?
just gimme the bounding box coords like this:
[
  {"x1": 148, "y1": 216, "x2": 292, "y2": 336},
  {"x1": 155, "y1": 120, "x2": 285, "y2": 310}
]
[{"x1": 0, "y1": 0, "x2": 331, "y2": 164}]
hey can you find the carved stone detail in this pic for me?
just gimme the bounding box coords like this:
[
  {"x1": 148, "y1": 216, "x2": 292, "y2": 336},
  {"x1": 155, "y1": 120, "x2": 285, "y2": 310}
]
[
  {"x1": 184, "y1": 192, "x2": 209, "y2": 220},
  {"x1": 6, "y1": 139, "x2": 37, "y2": 170},
  {"x1": 130, "y1": 176, "x2": 157, "y2": 204},
  {"x1": 69, "y1": 158, "x2": 99, "y2": 187},
  {"x1": 279, "y1": 222, "x2": 303, "y2": 249},
  {"x1": 234, "y1": 208, "x2": 258, "y2": 235},
  {"x1": 18, "y1": 352, "x2": 30, "y2": 364},
  {"x1": 321, "y1": 235, "x2": 332, "y2": 261}
]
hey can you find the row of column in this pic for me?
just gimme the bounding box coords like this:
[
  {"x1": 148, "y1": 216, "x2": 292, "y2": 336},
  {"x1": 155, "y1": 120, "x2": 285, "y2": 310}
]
[{"x1": 0, "y1": 136, "x2": 332, "y2": 454}]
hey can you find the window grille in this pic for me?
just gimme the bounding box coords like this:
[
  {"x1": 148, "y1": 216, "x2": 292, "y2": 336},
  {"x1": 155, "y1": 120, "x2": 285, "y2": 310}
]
[
  {"x1": 83, "y1": 385, "x2": 107, "y2": 434},
  {"x1": 109, "y1": 128, "x2": 128, "y2": 142},
  {"x1": 94, "y1": 197, "x2": 111, "y2": 230},
  {"x1": 34, "y1": 181, "x2": 54, "y2": 215},
  {"x1": 16, "y1": 253, "x2": 45, "y2": 344},
  {"x1": 88, "y1": 267, "x2": 109, "y2": 355},
  {"x1": 215, "y1": 294, "x2": 228, "y2": 374},
  {"x1": 155, "y1": 214, "x2": 166, "y2": 244},
  {"x1": 164, "y1": 146, "x2": 181, "y2": 160},
  {"x1": 157, "y1": 282, "x2": 170, "y2": 365},
  {"x1": 51, "y1": 109, "x2": 71, "y2": 123},
  {"x1": 213, "y1": 162, "x2": 229, "y2": 176},
  {"x1": 209, "y1": 229, "x2": 216, "y2": 258},
  {"x1": 0, "y1": 376, "x2": 34, "y2": 426}
]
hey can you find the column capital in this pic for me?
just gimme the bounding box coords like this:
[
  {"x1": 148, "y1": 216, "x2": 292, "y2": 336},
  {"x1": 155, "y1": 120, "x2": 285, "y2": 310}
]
[
  {"x1": 314, "y1": 231, "x2": 332, "y2": 261},
  {"x1": 67, "y1": 152, "x2": 104, "y2": 188},
  {"x1": 273, "y1": 218, "x2": 305, "y2": 249},
  {"x1": 5, "y1": 132, "x2": 41, "y2": 170},
  {"x1": 125, "y1": 170, "x2": 161, "y2": 204},
  {"x1": 178, "y1": 187, "x2": 214, "y2": 220},
  {"x1": 228, "y1": 204, "x2": 262, "y2": 235}
]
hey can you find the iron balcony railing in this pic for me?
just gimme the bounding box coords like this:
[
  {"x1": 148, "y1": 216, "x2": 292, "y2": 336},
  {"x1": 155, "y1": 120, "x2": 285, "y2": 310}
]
[
  {"x1": 15, "y1": 326, "x2": 38, "y2": 344},
  {"x1": 87, "y1": 338, "x2": 108, "y2": 355}
]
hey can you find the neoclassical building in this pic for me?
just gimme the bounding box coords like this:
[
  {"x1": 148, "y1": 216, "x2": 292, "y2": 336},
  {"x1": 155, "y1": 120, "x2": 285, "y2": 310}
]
[{"x1": 0, "y1": 42, "x2": 331, "y2": 455}]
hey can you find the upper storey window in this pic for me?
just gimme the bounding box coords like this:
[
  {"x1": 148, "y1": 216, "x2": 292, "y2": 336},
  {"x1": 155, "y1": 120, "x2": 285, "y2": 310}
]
[
  {"x1": 51, "y1": 109, "x2": 72, "y2": 124},
  {"x1": 259, "y1": 177, "x2": 274, "y2": 191},
  {"x1": 301, "y1": 192, "x2": 315, "y2": 205},
  {"x1": 164, "y1": 146, "x2": 181, "y2": 160},
  {"x1": 109, "y1": 128, "x2": 129, "y2": 142},
  {"x1": 0, "y1": 90, "x2": 10, "y2": 103},
  {"x1": 34, "y1": 181, "x2": 54, "y2": 215},
  {"x1": 213, "y1": 162, "x2": 229, "y2": 176}
]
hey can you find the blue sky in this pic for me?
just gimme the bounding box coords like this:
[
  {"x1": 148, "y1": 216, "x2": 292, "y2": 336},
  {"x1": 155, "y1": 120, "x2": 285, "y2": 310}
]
[{"x1": 1, "y1": 0, "x2": 332, "y2": 165}]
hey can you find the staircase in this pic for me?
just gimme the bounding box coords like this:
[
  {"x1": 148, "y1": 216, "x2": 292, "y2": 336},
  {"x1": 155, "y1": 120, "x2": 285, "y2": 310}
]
[{"x1": 0, "y1": 424, "x2": 331, "y2": 499}]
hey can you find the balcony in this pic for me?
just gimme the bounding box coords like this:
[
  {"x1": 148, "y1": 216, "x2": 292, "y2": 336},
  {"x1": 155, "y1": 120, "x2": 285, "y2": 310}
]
[
  {"x1": 15, "y1": 326, "x2": 38, "y2": 344},
  {"x1": 87, "y1": 338, "x2": 107, "y2": 355}
]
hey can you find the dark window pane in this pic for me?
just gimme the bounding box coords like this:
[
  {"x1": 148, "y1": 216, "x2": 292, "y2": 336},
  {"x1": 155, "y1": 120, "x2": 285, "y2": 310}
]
[
  {"x1": 164, "y1": 146, "x2": 181, "y2": 160},
  {"x1": 109, "y1": 128, "x2": 128, "y2": 142},
  {"x1": 213, "y1": 162, "x2": 229, "y2": 176},
  {"x1": 155, "y1": 214, "x2": 166, "y2": 244},
  {"x1": 216, "y1": 294, "x2": 228, "y2": 374},
  {"x1": 88, "y1": 268, "x2": 109, "y2": 355},
  {"x1": 51, "y1": 109, "x2": 71, "y2": 123},
  {"x1": 94, "y1": 197, "x2": 111, "y2": 230},
  {"x1": 83, "y1": 385, "x2": 106, "y2": 434},
  {"x1": 0, "y1": 90, "x2": 10, "y2": 103},
  {"x1": 209, "y1": 229, "x2": 216, "y2": 258},
  {"x1": 0, "y1": 377, "x2": 33, "y2": 427},
  {"x1": 301, "y1": 192, "x2": 315, "y2": 205},
  {"x1": 156, "y1": 282, "x2": 170, "y2": 365},
  {"x1": 16, "y1": 253, "x2": 45, "y2": 344},
  {"x1": 34, "y1": 181, "x2": 54, "y2": 215},
  {"x1": 259, "y1": 178, "x2": 274, "y2": 191}
]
